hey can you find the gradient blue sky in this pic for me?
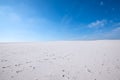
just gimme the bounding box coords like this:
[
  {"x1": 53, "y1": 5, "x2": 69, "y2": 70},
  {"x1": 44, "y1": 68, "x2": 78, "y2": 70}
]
[{"x1": 0, "y1": 0, "x2": 120, "y2": 41}]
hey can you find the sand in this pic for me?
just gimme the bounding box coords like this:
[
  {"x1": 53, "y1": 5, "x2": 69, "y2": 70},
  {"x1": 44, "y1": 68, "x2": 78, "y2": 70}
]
[{"x1": 0, "y1": 40, "x2": 120, "y2": 80}]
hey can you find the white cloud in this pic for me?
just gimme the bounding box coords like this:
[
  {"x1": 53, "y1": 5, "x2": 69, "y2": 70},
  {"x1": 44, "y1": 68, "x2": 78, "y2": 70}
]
[
  {"x1": 99, "y1": 25, "x2": 120, "y2": 39},
  {"x1": 112, "y1": 27, "x2": 120, "y2": 32},
  {"x1": 84, "y1": 22, "x2": 120, "y2": 40},
  {"x1": 0, "y1": 5, "x2": 54, "y2": 28},
  {"x1": 0, "y1": 6, "x2": 23, "y2": 25},
  {"x1": 100, "y1": 1, "x2": 104, "y2": 6},
  {"x1": 88, "y1": 20, "x2": 107, "y2": 28},
  {"x1": 103, "y1": 27, "x2": 120, "y2": 39},
  {"x1": 109, "y1": 23, "x2": 120, "y2": 34},
  {"x1": 0, "y1": 6, "x2": 59, "y2": 41}
]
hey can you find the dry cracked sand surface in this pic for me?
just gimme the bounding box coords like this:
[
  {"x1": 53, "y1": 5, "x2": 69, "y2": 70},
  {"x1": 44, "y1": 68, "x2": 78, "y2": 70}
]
[{"x1": 0, "y1": 40, "x2": 120, "y2": 80}]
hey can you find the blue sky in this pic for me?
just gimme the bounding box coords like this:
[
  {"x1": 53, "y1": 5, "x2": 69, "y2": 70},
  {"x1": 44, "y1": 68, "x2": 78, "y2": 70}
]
[{"x1": 0, "y1": 0, "x2": 120, "y2": 41}]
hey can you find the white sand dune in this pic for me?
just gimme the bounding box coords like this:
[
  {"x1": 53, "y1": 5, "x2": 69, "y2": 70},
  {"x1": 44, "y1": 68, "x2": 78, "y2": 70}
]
[{"x1": 0, "y1": 40, "x2": 120, "y2": 80}]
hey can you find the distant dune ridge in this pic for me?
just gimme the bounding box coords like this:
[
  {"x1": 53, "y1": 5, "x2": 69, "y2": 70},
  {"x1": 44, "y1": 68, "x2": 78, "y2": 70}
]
[{"x1": 0, "y1": 40, "x2": 120, "y2": 80}]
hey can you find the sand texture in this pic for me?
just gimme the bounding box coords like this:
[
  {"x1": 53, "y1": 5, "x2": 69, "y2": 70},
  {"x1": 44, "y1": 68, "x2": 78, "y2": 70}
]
[{"x1": 0, "y1": 40, "x2": 120, "y2": 80}]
